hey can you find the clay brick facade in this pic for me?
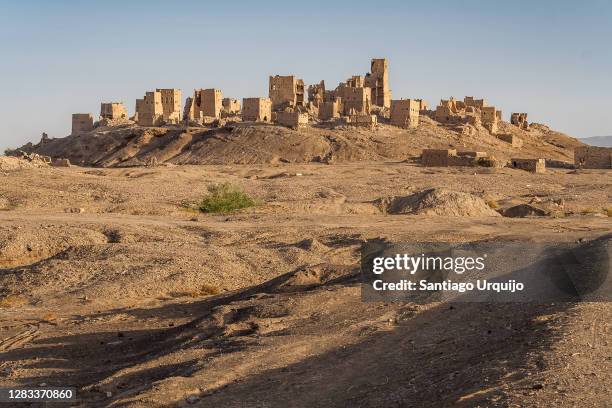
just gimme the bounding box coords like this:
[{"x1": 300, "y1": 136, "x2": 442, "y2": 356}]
[
  {"x1": 242, "y1": 98, "x2": 272, "y2": 122},
  {"x1": 71, "y1": 113, "x2": 93, "y2": 135},
  {"x1": 390, "y1": 99, "x2": 420, "y2": 128}
]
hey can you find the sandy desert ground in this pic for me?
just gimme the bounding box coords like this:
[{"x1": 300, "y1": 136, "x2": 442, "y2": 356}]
[{"x1": 0, "y1": 156, "x2": 610, "y2": 407}]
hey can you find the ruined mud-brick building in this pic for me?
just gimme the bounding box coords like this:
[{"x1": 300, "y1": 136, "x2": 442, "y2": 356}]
[
  {"x1": 318, "y1": 99, "x2": 341, "y2": 121},
  {"x1": 242, "y1": 97, "x2": 272, "y2": 122},
  {"x1": 157, "y1": 89, "x2": 182, "y2": 123},
  {"x1": 416, "y1": 99, "x2": 428, "y2": 111},
  {"x1": 390, "y1": 99, "x2": 420, "y2": 128},
  {"x1": 464, "y1": 96, "x2": 487, "y2": 109},
  {"x1": 222, "y1": 98, "x2": 240, "y2": 114},
  {"x1": 574, "y1": 146, "x2": 612, "y2": 169},
  {"x1": 307, "y1": 81, "x2": 325, "y2": 107},
  {"x1": 71, "y1": 113, "x2": 93, "y2": 135},
  {"x1": 364, "y1": 58, "x2": 390, "y2": 108},
  {"x1": 136, "y1": 91, "x2": 163, "y2": 126},
  {"x1": 497, "y1": 134, "x2": 523, "y2": 148},
  {"x1": 187, "y1": 89, "x2": 223, "y2": 120},
  {"x1": 510, "y1": 158, "x2": 546, "y2": 173},
  {"x1": 511, "y1": 113, "x2": 529, "y2": 130},
  {"x1": 481, "y1": 106, "x2": 499, "y2": 134},
  {"x1": 100, "y1": 102, "x2": 127, "y2": 120},
  {"x1": 269, "y1": 75, "x2": 304, "y2": 110},
  {"x1": 275, "y1": 111, "x2": 308, "y2": 129},
  {"x1": 434, "y1": 98, "x2": 460, "y2": 123},
  {"x1": 339, "y1": 86, "x2": 371, "y2": 115},
  {"x1": 136, "y1": 89, "x2": 181, "y2": 126}
]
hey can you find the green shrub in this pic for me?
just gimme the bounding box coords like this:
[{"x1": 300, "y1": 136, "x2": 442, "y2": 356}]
[{"x1": 199, "y1": 182, "x2": 257, "y2": 213}]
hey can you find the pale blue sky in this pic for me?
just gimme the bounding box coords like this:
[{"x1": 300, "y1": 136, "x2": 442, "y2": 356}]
[{"x1": 1, "y1": 0, "x2": 611, "y2": 150}]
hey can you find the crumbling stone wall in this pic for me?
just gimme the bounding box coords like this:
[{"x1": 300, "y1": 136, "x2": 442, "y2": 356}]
[
  {"x1": 510, "y1": 158, "x2": 546, "y2": 173},
  {"x1": 421, "y1": 149, "x2": 457, "y2": 166},
  {"x1": 498, "y1": 134, "x2": 523, "y2": 148},
  {"x1": 344, "y1": 114, "x2": 377, "y2": 129},
  {"x1": 511, "y1": 113, "x2": 529, "y2": 130},
  {"x1": 390, "y1": 99, "x2": 420, "y2": 128},
  {"x1": 269, "y1": 75, "x2": 305, "y2": 110},
  {"x1": 307, "y1": 81, "x2": 325, "y2": 107},
  {"x1": 222, "y1": 98, "x2": 241, "y2": 114},
  {"x1": 71, "y1": 113, "x2": 93, "y2": 135},
  {"x1": 242, "y1": 98, "x2": 272, "y2": 122},
  {"x1": 275, "y1": 111, "x2": 308, "y2": 129},
  {"x1": 574, "y1": 146, "x2": 612, "y2": 169}
]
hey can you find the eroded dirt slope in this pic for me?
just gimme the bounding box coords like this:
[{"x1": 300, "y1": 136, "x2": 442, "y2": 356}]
[{"x1": 0, "y1": 162, "x2": 610, "y2": 407}]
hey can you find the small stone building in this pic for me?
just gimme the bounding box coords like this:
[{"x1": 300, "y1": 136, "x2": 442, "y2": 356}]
[
  {"x1": 71, "y1": 113, "x2": 93, "y2": 135},
  {"x1": 390, "y1": 99, "x2": 420, "y2": 128},
  {"x1": 510, "y1": 158, "x2": 546, "y2": 173},
  {"x1": 242, "y1": 98, "x2": 272, "y2": 122},
  {"x1": 574, "y1": 146, "x2": 612, "y2": 169}
]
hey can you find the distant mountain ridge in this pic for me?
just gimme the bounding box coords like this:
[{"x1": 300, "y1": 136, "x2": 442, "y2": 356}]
[{"x1": 580, "y1": 136, "x2": 612, "y2": 147}]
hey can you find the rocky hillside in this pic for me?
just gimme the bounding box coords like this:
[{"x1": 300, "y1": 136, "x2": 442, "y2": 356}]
[{"x1": 14, "y1": 117, "x2": 583, "y2": 167}]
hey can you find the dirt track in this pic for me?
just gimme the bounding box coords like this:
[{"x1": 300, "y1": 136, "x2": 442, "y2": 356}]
[{"x1": 0, "y1": 162, "x2": 610, "y2": 407}]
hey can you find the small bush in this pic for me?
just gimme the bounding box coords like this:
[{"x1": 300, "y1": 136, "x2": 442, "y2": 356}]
[
  {"x1": 581, "y1": 208, "x2": 599, "y2": 215},
  {"x1": 3, "y1": 148, "x2": 13, "y2": 156},
  {"x1": 603, "y1": 207, "x2": 612, "y2": 217},
  {"x1": 199, "y1": 183, "x2": 257, "y2": 213},
  {"x1": 485, "y1": 199, "x2": 500, "y2": 209},
  {"x1": 189, "y1": 284, "x2": 220, "y2": 298},
  {"x1": 0, "y1": 294, "x2": 27, "y2": 308}
]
